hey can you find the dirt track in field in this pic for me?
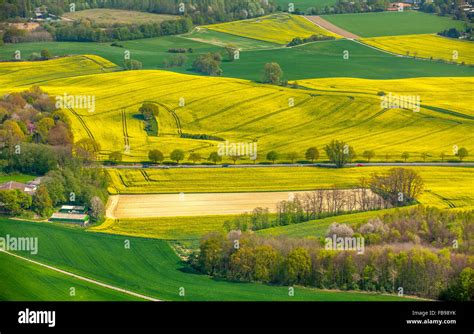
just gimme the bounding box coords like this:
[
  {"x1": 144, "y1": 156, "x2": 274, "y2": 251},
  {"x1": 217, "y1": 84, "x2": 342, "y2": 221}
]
[
  {"x1": 304, "y1": 16, "x2": 360, "y2": 39},
  {"x1": 108, "y1": 190, "x2": 365, "y2": 218}
]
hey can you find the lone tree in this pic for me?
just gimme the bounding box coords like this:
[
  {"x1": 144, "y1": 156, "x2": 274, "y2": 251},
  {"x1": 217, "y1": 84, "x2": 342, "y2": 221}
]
[
  {"x1": 148, "y1": 149, "x2": 164, "y2": 164},
  {"x1": 369, "y1": 168, "x2": 424, "y2": 206},
  {"x1": 456, "y1": 147, "x2": 468, "y2": 161},
  {"x1": 189, "y1": 152, "x2": 202, "y2": 164},
  {"x1": 225, "y1": 44, "x2": 238, "y2": 62},
  {"x1": 139, "y1": 103, "x2": 159, "y2": 120},
  {"x1": 74, "y1": 138, "x2": 100, "y2": 162},
  {"x1": 209, "y1": 152, "x2": 222, "y2": 165},
  {"x1": 362, "y1": 150, "x2": 375, "y2": 162},
  {"x1": 401, "y1": 152, "x2": 410, "y2": 162},
  {"x1": 192, "y1": 52, "x2": 223, "y2": 76},
  {"x1": 266, "y1": 151, "x2": 279, "y2": 164},
  {"x1": 170, "y1": 149, "x2": 185, "y2": 164},
  {"x1": 124, "y1": 59, "x2": 143, "y2": 70},
  {"x1": 287, "y1": 152, "x2": 298, "y2": 163},
  {"x1": 32, "y1": 185, "x2": 53, "y2": 218},
  {"x1": 229, "y1": 154, "x2": 242, "y2": 165},
  {"x1": 305, "y1": 147, "x2": 319, "y2": 163},
  {"x1": 324, "y1": 140, "x2": 355, "y2": 168},
  {"x1": 90, "y1": 196, "x2": 105, "y2": 223},
  {"x1": 440, "y1": 152, "x2": 446, "y2": 162},
  {"x1": 40, "y1": 49, "x2": 52, "y2": 59},
  {"x1": 109, "y1": 151, "x2": 123, "y2": 164},
  {"x1": 262, "y1": 62, "x2": 283, "y2": 85},
  {"x1": 421, "y1": 152, "x2": 431, "y2": 162}
]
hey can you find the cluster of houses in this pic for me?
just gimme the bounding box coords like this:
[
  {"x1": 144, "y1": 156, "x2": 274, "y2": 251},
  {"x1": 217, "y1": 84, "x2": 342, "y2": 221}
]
[
  {"x1": 460, "y1": 2, "x2": 474, "y2": 17},
  {"x1": 0, "y1": 178, "x2": 89, "y2": 226},
  {"x1": 386, "y1": 0, "x2": 474, "y2": 15},
  {"x1": 387, "y1": 2, "x2": 415, "y2": 11},
  {"x1": 50, "y1": 205, "x2": 90, "y2": 226},
  {"x1": 0, "y1": 178, "x2": 42, "y2": 196}
]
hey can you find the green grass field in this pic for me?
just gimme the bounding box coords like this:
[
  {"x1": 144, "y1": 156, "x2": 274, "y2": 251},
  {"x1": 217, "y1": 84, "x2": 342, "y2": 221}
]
[
  {"x1": 93, "y1": 215, "x2": 232, "y2": 240},
  {"x1": 2, "y1": 38, "x2": 472, "y2": 81},
  {"x1": 0, "y1": 36, "x2": 219, "y2": 72},
  {"x1": 181, "y1": 28, "x2": 280, "y2": 50},
  {"x1": 258, "y1": 207, "x2": 405, "y2": 238},
  {"x1": 322, "y1": 11, "x2": 467, "y2": 37},
  {"x1": 62, "y1": 8, "x2": 177, "y2": 25},
  {"x1": 0, "y1": 173, "x2": 35, "y2": 183},
  {"x1": 0, "y1": 252, "x2": 139, "y2": 301},
  {"x1": 0, "y1": 218, "x2": 411, "y2": 301},
  {"x1": 108, "y1": 167, "x2": 474, "y2": 209},
  {"x1": 219, "y1": 39, "x2": 474, "y2": 80}
]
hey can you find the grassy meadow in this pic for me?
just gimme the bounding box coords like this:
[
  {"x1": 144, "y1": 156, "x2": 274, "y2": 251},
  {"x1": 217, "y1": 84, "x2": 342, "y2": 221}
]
[
  {"x1": 92, "y1": 215, "x2": 232, "y2": 240},
  {"x1": 258, "y1": 207, "x2": 404, "y2": 238},
  {"x1": 205, "y1": 13, "x2": 340, "y2": 44},
  {"x1": 93, "y1": 206, "x2": 408, "y2": 241},
  {"x1": 219, "y1": 39, "x2": 474, "y2": 80},
  {"x1": 2, "y1": 37, "x2": 473, "y2": 81},
  {"x1": 0, "y1": 218, "x2": 411, "y2": 301},
  {"x1": 181, "y1": 28, "x2": 280, "y2": 50},
  {"x1": 0, "y1": 252, "x2": 139, "y2": 301},
  {"x1": 0, "y1": 36, "x2": 219, "y2": 72},
  {"x1": 0, "y1": 173, "x2": 35, "y2": 183},
  {"x1": 361, "y1": 34, "x2": 474, "y2": 65},
  {"x1": 322, "y1": 11, "x2": 467, "y2": 37}
]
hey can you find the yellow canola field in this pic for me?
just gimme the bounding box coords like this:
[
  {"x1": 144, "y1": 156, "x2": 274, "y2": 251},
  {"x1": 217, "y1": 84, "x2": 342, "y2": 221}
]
[
  {"x1": 297, "y1": 76, "x2": 474, "y2": 117},
  {"x1": 1, "y1": 56, "x2": 473, "y2": 163},
  {"x1": 204, "y1": 13, "x2": 340, "y2": 44},
  {"x1": 361, "y1": 34, "x2": 474, "y2": 65},
  {"x1": 0, "y1": 55, "x2": 118, "y2": 88}
]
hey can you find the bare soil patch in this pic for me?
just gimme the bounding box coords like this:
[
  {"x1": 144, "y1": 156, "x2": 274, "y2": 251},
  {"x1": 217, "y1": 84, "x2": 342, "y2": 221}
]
[
  {"x1": 304, "y1": 16, "x2": 360, "y2": 39},
  {"x1": 108, "y1": 190, "x2": 372, "y2": 218}
]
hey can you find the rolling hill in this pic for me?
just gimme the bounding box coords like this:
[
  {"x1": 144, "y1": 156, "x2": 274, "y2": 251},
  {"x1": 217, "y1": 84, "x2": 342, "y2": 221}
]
[
  {"x1": 1, "y1": 56, "x2": 472, "y2": 162},
  {"x1": 205, "y1": 13, "x2": 340, "y2": 44}
]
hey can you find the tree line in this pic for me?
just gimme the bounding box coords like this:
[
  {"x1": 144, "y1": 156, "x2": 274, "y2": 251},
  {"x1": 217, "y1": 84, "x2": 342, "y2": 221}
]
[
  {"x1": 47, "y1": 16, "x2": 193, "y2": 42},
  {"x1": 282, "y1": 0, "x2": 472, "y2": 24},
  {"x1": 0, "y1": 0, "x2": 276, "y2": 24},
  {"x1": 140, "y1": 139, "x2": 469, "y2": 166},
  {"x1": 224, "y1": 168, "x2": 424, "y2": 232},
  {"x1": 193, "y1": 206, "x2": 473, "y2": 300}
]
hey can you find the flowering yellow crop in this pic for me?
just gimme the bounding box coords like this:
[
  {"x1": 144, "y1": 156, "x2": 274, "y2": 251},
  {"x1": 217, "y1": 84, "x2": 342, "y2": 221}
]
[
  {"x1": 1, "y1": 56, "x2": 472, "y2": 164},
  {"x1": 361, "y1": 34, "x2": 474, "y2": 65},
  {"x1": 204, "y1": 13, "x2": 340, "y2": 44}
]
